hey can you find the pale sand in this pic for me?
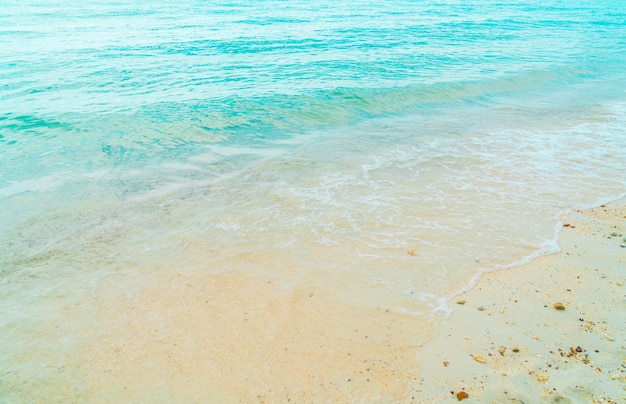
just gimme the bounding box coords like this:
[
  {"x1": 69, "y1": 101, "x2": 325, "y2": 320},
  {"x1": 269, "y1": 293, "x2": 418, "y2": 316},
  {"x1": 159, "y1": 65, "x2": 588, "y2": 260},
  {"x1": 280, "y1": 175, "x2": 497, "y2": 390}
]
[
  {"x1": 417, "y1": 200, "x2": 626, "y2": 403},
  {"x1": 82, "y1": 271, "x2": 430, "y2": 402},
  {"x1": 78, "y1": 201, "x2": 625, "y2": 403}
]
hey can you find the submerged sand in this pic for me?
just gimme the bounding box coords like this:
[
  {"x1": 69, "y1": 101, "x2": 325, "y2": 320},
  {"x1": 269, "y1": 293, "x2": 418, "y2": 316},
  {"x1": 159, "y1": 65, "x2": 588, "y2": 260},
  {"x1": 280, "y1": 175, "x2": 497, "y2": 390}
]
[
  {"x1": 81, "y1": 273, "x2": 428, "y2": 402},
  {"x1": 3, "y1": 201, "x2": 624, "y2": 403},
  {"x1": 80, "y1": 200, "x2": 624, "y2": 403}
]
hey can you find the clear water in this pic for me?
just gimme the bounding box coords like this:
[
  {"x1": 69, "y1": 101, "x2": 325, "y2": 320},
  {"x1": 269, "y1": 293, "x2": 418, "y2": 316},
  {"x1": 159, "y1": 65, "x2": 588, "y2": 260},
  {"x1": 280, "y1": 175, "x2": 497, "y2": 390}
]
[{"x1": 1, "y1": 0, "x2": 625, "y2": 400}]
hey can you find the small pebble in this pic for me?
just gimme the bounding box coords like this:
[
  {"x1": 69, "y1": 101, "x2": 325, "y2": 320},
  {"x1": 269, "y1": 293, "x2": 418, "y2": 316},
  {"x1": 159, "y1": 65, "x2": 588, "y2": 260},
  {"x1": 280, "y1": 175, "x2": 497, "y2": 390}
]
[
  {"x1": 456, "y1": 300, "x2": 466, "y2": 305},
  {"x1": 497, "y1": 346, "x2": 506, "y2": 356},
  {"x1": 456, "y1": 391, "x2": 469, "y2": 401},
  {"x1": 554, "y1": 302, "x2": 566, "y2": 310},
  {"x1": 512, "y1": 346, "x2": 520, "y2": 353},
  {"x1": 473, "y1": 354, "x2": 487, "y2": 364},
  {"x1": 536, "y1": 374, "x2": 550, "y2": 383},
  {"x1": 477, "y1": 306, "x2": 486, "y2": 311}
]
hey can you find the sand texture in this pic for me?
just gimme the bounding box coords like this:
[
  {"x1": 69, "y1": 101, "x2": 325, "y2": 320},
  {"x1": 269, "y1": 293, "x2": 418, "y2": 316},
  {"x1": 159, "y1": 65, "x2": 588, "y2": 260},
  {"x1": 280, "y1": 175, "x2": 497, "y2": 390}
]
[
  {"x1": 417, "y1": 200, "x2": 626, "y2": 403},
  {"x1": 80, "y1": 272, "x2": 429, "y2": 403},
  {"x1": 79, "y1": 200, "x2": 625, "y2": 403},
  {"x1": 4, "y1": 202, "x2": 623, "y2": 403}
]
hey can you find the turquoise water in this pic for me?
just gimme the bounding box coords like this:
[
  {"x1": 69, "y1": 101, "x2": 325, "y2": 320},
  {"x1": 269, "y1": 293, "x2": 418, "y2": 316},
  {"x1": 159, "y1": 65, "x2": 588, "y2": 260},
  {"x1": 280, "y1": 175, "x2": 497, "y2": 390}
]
[{"x1": 1, "y1": 0, "x2": 626, "y2": 400}]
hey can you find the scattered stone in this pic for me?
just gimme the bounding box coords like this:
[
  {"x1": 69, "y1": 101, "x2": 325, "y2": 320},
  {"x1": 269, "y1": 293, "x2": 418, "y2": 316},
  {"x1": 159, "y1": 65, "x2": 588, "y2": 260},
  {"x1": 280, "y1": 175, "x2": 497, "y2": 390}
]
[
  {"x1": 456, "y1": 300, "x2": 466, "y2": 305},
  {"x1": 497, "y1": 346, "x2": 506, "y2": 356},
  {"x1": 554, "y1": 302, "x2": 566, "y2": 310},
  {"x1": 443, "y1": 361, "x2": 449, "y2": 367},
  {"x1": 407, "y1": 248, "x2": 417, "y2": 256},
  {"x1": 563, "y1": 223, "x2": 570, "y2": 227},
  {"x1": 536, "y1": 374, "x2": 550, "y2": 383},
  {"x1": 473, "y1": 354, "x2": 487, "y2": 364},
  {"x1": 477, "y1": 306, "x2": 486, "y2": 311},
  {"x1": 456, "y1": 391, "x2": 469, "y2": 401},
  {"x1": 511, "y1": 346, "x2": 520, "y2": 353}
]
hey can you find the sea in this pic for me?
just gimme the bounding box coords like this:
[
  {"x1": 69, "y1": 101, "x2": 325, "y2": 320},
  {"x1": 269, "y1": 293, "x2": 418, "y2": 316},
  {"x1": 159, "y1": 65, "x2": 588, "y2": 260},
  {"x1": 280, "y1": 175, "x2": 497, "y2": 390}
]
[{"x1": 1, "y1": 0, "x2": 625, "y2": 400}]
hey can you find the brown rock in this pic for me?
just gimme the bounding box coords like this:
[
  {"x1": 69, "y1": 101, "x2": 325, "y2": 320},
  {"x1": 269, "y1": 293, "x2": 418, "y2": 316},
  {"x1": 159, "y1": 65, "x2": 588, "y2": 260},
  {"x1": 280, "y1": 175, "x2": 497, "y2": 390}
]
[
  {"x1": 554, "y1": 302, "x2": 566, "y2": 310},
  {"x1": 456, "y1": 391, "x2": 469, "y2": 401}
]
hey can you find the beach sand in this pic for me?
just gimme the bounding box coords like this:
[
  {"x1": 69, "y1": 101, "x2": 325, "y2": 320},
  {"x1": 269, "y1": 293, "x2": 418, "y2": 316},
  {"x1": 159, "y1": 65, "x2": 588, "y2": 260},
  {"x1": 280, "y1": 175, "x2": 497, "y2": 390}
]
[
  {"x1": 38, "y1": 200, "x2": 624, "y2": 403},
  {"x1": 81, "y1": 272, "x2": 428, "y2": 403},
  {"x1": 417, "y1": 200, "x2": 626, "y2": 403}
]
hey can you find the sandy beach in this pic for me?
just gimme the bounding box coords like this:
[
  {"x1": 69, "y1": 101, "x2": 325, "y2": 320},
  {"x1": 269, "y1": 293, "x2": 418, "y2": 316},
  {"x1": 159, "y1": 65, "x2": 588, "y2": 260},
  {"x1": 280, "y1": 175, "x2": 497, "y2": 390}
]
[
  {"x1": 3, "y1": 198, "x2": 624, "y2": 404},
  {"x1": 416, "y1": 200, "x2": 626, "y2": 403},
  {"x1": 3, "y1": 1, "x2": 626, "y2": 402},
  {"x1": 70, "y1": 200, "x2": 625, "y2": 403}
]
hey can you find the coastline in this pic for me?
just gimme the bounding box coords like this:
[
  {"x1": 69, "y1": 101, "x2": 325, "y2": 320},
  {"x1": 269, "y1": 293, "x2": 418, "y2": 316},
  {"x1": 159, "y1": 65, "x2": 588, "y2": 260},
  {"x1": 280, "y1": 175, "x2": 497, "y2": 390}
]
[
  {"x1": 2, "y1": 1, "x2": 626, "y2": 402},
  {"x1": 77, "y1": 199, "x2": 624, "y2": 403},
  {"x1": 415, "y1": 199, "x2": 626, "y2": 402},
  {"x1": 3, "y1": 201, "x2": 624, "y2": 402}
]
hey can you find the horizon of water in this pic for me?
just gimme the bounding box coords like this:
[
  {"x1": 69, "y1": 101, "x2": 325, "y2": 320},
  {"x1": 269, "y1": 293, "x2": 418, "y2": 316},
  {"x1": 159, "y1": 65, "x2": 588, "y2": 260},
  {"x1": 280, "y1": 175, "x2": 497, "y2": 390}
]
[{"x1": 1, "y1": 0, "x2": 626, "y2": 400}]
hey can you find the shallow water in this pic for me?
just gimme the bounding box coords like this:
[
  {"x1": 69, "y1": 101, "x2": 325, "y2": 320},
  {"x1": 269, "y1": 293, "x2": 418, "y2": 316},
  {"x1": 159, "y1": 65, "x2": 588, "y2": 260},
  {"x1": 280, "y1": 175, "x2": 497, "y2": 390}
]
[{"x1": 1, "y1": 0, "x2": 626, "y2": 400}]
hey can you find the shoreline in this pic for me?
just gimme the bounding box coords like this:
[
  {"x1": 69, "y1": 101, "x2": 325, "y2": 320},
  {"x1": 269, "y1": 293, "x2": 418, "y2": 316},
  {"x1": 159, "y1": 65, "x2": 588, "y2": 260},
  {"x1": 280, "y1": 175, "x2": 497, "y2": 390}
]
[
  {"x1": 415, "y1": 199, "x2": 626, "y2": 402},
  {"x1": 2, "y1": 201, "x2": 624, "y2": 402}
]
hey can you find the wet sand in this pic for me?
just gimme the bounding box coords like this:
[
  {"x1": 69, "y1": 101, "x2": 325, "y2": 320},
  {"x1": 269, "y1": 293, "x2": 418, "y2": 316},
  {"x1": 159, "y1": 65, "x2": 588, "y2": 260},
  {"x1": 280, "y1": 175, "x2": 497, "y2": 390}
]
[
  {"x1": 81, "y1": 270, "x2": 430, "y2": 403},
  {"x1": 65, "y1": 200, "x2": 624, "y2": 403},
  {"x1": 417, "y1": 200, "x2": 625, "y2": 403},
  {"x1": 6, "y1": 201, "x2": 623, "y2": 403},
  {"x1": 79, "y1": 200, "x2": 624, "y2": 403}
]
